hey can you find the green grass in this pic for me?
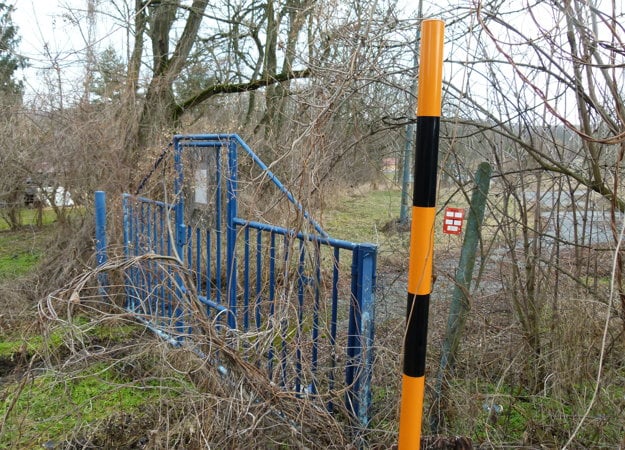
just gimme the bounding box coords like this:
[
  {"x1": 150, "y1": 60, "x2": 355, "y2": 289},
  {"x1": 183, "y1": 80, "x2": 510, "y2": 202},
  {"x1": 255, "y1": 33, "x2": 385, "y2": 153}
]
[
  {"x1": 321, "y1": 185, "x2": 470, "y2": 268},
  {"x1": 0, "y1": 318, "x2": 141, "y2": 359},
  {"x1": 0, "y1": 333, "x2": 63, "y2": 359},
  {"x1": 0, "y1": 209, "x2": 59, "y2": 280},
  {"x1": 0, "y1": 363, "x2": 184, "y2": 448},
  {"x1": 0, "y1": 318, "x2": 170, "y2": 448},
  {"x1": 323, "y1": 188, "x2": 404, "y2": 244},
  {"x1": 442, "y1": 379, "x2": 625, "y2": 448},
  {"x1": 321, "y1": 187, "x2": 414, "y2": 271},
  {"x1": 0, "y1": 250, "x2": 39, "y2": 279},
  {"x1": 0, "y1": 208, "x2": 58, "y2": 231}
]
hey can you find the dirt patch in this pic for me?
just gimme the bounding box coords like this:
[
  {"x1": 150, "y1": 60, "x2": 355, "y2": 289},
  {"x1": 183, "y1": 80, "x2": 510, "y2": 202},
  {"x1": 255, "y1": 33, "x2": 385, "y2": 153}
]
[
  {"x1": 0, "y1": 356, "x2": 18, "y2": 378},
  {"x1": 65, "y1": 412, "x2": 155, "y2": 449},
  {"x1": 0, "y1": 347, "x2": 31, "y2": 383}
]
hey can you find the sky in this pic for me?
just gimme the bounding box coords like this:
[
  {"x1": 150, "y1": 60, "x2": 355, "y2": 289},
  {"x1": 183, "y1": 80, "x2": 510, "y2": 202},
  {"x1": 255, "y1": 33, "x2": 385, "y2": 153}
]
[
  {"x1": 9, "y1": 0, "x2": 598, "y2": 120},
  {"x1": 9, "y1": 0, "x2": 443, "y2": 109},
  {"x1": 10, "y1": 0, "x2": 127, "y2": 102},
  {"x1": 6, "y1": 0, "x2": 524, "y2": 112}
]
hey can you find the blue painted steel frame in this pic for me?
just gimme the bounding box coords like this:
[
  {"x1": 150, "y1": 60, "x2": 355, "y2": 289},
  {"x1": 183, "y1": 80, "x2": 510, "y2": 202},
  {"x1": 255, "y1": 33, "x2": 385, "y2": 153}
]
[
  {"x1": 115, "y1": 134, "x2": 376, "y2": 426},
  {"x1": 95, "y1": 191, "x2": 108, "y2": 296}
]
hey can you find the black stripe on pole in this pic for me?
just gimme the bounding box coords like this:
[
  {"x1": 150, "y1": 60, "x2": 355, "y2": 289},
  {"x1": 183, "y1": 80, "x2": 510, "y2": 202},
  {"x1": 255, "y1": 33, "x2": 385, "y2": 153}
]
[
  {"x1": 404, "y1": 293, "x2": 430, "y2": 377},
  {"x1": 412, "y1": 116, "x2": 440, "y2": 208}
]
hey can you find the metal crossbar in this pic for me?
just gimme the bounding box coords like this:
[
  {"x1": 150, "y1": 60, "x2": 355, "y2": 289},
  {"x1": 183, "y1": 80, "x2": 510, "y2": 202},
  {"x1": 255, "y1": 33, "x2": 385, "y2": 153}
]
[{"x1": 110, "y1": 134, "x2": 377, "y2": 425}]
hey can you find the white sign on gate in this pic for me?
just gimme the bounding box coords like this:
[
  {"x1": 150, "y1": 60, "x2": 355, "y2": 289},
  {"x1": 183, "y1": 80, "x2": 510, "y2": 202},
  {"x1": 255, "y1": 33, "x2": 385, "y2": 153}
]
[{"x1": 194, "y1": 168, "x2": 208, "y2": 204}]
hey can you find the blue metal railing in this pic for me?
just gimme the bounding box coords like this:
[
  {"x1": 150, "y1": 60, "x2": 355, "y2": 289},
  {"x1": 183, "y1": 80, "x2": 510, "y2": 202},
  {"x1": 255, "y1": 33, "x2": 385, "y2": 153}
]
[{"x1": 100, "y1": 134, "x2": 377, "y2": 425}]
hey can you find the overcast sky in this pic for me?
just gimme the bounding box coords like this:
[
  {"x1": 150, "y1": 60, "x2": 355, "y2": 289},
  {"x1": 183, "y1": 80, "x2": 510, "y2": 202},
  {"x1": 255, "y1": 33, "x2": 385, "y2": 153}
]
[
  {"x1": 8, "y1": 0, "x2": 456, "y2": 105},
  {"x1": 11, "y1": 0, "x2": 128, "y2": 101}
]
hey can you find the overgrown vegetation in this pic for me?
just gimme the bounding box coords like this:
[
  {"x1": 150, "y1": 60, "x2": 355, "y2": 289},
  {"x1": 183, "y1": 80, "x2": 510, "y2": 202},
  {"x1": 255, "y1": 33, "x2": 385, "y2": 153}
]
[
  {"x1": 0, "y1": 209, "x2": 57, "y2": 281},
  {"x1": 1, "y1": 0, "x2": 625, "y2": 447},
  {"x1": 2, "y1": 184, "x2": 625, "y2": 448}
]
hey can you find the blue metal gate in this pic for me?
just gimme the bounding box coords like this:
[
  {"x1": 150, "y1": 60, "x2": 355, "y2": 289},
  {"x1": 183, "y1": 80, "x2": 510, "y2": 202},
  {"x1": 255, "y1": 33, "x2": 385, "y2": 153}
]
[{"x1": 118, "y1": 134, "x2": 377, "y2": 424}]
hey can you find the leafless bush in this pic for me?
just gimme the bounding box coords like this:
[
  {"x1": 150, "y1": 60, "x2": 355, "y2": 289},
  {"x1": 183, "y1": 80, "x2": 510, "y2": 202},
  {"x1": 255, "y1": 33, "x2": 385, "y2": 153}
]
[{"x1": 6, "y1": 254, "x2": 370, "y2": 448}]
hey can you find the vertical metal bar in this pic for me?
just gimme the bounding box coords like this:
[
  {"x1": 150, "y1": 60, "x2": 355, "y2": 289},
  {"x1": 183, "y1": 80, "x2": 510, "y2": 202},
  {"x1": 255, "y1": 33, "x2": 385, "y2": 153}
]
[
  {"x1": 133, "y1": 199, "x2": 140, "y2": 311},
  {"x1": 122, "y1": 195, "x2": 133, "y2": 311},
  {"x1": 166, "y1": 205, "x2": 172, "y2": 257},
  {"x1": 159, "y1": 204, "x2": 166, "y2": 317},
  {"x1": 95, "y1": 191, "x2": 109, "y2": 297},
  {"x1": 311, "y1": 240, "x2": 321, "y2": 395},
  {"x1": 255, "y1": 230, "x2": 263, "y2": 329},
  {"x1": 295, "y1": 239, "x2": 305, "y2": 395},
  {"x1": 215, "y1": 145, "x2": 222, "y2": 306},
  {"x1": 399, "y1": 19, "x2": 445, "y2": 450},
  {"x1": 173, "y1": 139, "x2": 188, "y2": 341},
  {"x1": 148, "y1": 202, "x2": 156, "y2": 318},
  {"x1": 243, "y1": 226, "x2": 250, "y2": 331},
  {"x1": 226, "y1": 138, "x2": 238, "y2": 329},
  {"x1": 327, "y1": 246, "x2": 340, "y2": 412},
  {"x1": 155, "y1": 204, "x2": 162, "y2": 321},
  {"x1": 269, "y1": 232, "x2": 276, "y2": 313},
  {"x1": 150, "y1": 202, "x2": 160, "y2": 318},
  {"x1": 354, "y1": 244, "x2": 377, "y2": 426},
  {"x1": 142, "y1": 202, "x2": 149, "y2": 316},
  {"x1": 187, "y1": 225, "x2": 192, "y2": 268},
  {"x1": 132, "y1": 199, "x2": 138, "y2": 256},
  {"x1": 166, "y1": 205, "x2": 173, "y2": 319},
  {"x1": 138, "y1": 201, "x2": 145, "y2": 312},
  {"x1": 268, "y1": 231, "x2": 276, "y2": 378},
  {"x1": 122, "y1": 195, "x2": 130, "y2": 259},
  {"x1": 279, "y1": 234, "x2": 292, "y2": 388},
  {"x1": 173, "y1": 138, "x2": 186, "y2": 261},
  {"x1": 159, "y1": 203, "x2": 165, "y2": 254},
  {"x1": 148, "y1": 202, "x2": 154, "y2": 249},
  {"x1": 139, "y1": 201, "x2": 145, "y2": 256},
  {"x1": 196, "y1": 227, "x2": 201, "y2": 293},
  {"x1": 181, "y1": 226, "x2": 191, "y2": 331},
  {"x1": 95, "y1": 191, "x2": 107, "y2": 266},
  {"x1": 146, "y1": 202, "x2": 154, "y2": 316},
  {"x1": 345, "y1": 247, "x2": 359, "y2": 407},
  {"x1": 206, "y1": 228, "x2": 212, "y2": 309},
  {"x1": 345, "y1": 244, "x2": 378, "y2": 425}
]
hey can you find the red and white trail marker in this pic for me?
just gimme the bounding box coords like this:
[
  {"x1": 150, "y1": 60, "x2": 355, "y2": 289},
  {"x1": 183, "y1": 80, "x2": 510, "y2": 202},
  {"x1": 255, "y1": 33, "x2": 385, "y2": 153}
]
[{"x1": 443, "y1": 207, "x2": 465, "y2": 235}]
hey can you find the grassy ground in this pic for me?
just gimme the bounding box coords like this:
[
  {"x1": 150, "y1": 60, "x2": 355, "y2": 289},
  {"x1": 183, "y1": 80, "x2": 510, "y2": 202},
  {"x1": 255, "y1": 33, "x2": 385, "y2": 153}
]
[
  {"x1": 0, "y1": 317, "x2": 188, "y2": 448},
  {"x1": 0, "y1": 208, "x2": 59, "y2": 231},
  {"x1": 321, "y1": 185, "x2": 414, "y2": 272},
  {"x1": 0, "y1": 209, "x2": 58, "y2": 280},
  {"x1": 322, "y1": 187, "x2": 404, "y2": 244},
  {"x1": 322, "y1": 185, "x2": 625, "y2": 448},
  {"x1": 1, "y1": 191, "x2": 625, "y2": 448}
]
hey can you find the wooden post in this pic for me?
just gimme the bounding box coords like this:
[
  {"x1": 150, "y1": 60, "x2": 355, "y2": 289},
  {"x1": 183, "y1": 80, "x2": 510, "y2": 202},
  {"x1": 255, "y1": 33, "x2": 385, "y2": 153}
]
[{"x1": 431, "y1": 161, "x2": 492, "y2": 433}]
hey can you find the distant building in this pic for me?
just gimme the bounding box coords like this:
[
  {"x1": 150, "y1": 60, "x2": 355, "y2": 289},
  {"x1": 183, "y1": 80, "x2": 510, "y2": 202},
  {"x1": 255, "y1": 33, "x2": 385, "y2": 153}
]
[{"x1": 382, "y1": 158, "x2": 397, "y2": 173}]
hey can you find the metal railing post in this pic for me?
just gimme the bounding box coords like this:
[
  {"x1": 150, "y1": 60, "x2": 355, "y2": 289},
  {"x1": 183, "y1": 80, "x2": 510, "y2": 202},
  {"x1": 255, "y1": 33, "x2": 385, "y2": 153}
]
[
  {"x1": 346, "y1": 243, "x2": 377, "y2": 426},
  {"x1": 226, "y1": 138, "x2": 239, "y2": 329},
  {"x1": 95, "y1": 191, "x2": 109, "y2": 297},
  {"x1": 173, "y1": 137, "x2": 187, "y2": 260}
]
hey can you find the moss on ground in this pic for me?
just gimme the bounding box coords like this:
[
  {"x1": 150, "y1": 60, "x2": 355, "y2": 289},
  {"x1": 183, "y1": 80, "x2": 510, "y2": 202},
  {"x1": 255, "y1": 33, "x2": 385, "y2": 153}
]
[{"x1": 0, "y1": 362, "x2": 185, "y2": 448}]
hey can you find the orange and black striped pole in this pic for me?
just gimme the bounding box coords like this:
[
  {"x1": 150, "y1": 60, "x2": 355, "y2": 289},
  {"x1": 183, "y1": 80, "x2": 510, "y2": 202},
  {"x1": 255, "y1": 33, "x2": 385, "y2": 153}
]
[{"x1": 398, "y1": 18, "x2": 445, "y2": 449}]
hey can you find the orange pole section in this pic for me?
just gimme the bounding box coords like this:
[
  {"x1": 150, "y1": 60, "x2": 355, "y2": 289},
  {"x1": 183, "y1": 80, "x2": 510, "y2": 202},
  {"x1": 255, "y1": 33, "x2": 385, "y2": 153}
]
[
  {"x1": 416, "y1": 20, "x2": 445, "y2": 117},
  {"x1": 407, "y1": 206, "x2": 436, "y2": 296},
  {"x1": 398, "y1": 18, "x2": 444, "y2": 450}
]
